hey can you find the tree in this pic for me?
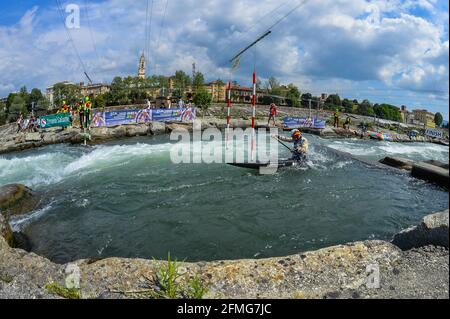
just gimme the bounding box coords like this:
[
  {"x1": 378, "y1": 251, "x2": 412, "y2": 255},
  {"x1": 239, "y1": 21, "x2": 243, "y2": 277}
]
[
  {"x1": 8, "y1": 96, "x2": 27, "y2": 122},
  {"x1": 192, "y1": 72, "x2": 205, "y2": 91},
  {"x1": 434, "y1": 112, "x2": 443, "y2": 127},
  {"x1": 342, "y1": 99, "x2": 355, "y2": 113},
  {"x1": 357, "y1": 99, "x2": 375, "y2": 116},
  {"x1": 53, "y1": 82, "x2": 81, "y2": 107},
  {"x1": 193, "y1": 89, "x2": 212, "y2": 112},
  {"x1": 373, "y1": 103, "x2": 402, "y2": 122},
  {"x1": 94, "y1": 94, "x2": 106, "y2": 108},
  {"x1": 174, "y1": 70, "x2": 191, "y2": 96},
  {"x1": 36, "y1": 98, "x2": 50, "y2": 112},
  {"x1": 286, "y1": 83, "x2": 301, "y2": 107},
  {"x1": 267, "y1": 76, "x2": 280, "y2": 93},
  {"x1": 0, "y1": 102, "x2": 6, "y2": 125},
  {"x1": 325, "y1": 94, "x2": 342, "y2": 108},
  {"x1": 29, "y1": 88, "x2": 43, "y2": 105}
]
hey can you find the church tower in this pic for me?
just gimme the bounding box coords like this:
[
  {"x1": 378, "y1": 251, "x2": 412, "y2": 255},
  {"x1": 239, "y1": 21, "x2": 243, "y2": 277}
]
[{"x1": 138, "y1": 53, "x2": 146, "y2": 79}]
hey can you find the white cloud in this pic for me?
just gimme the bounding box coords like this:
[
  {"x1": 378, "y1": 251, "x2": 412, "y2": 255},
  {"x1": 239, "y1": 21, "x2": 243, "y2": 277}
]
[{"x1": 0, "y1": 0, "x2": 448, "y2": 117}]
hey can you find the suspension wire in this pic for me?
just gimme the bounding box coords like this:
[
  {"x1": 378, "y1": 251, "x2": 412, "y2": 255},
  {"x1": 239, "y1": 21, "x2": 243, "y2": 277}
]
[
  {"x1": 146, "y1": 0, "x2": 155, "y2": 70},
  {"x1": 83, "y1": 0, "x2": 101, "y2": 82},
  {"x1": 153, "y1": 0, "x2": 169, "y2": 75},
  {"x1": 54, "y1": 0, "x2": 91, "y2": 81},
  {"x1": 144, "y1": 0, "x2": 150, "y2": 59}
]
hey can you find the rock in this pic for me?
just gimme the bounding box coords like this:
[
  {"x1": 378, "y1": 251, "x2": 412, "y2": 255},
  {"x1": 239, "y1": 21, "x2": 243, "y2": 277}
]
[
  {"x1": 149, "y1": 122, "x2": 166, "y2": 135},
  {"x1": 166, "y1": 123, "x2": 192, "y2": 133},
  {"x1": 380, "y1": 157, "x2": 414, "y2": 171},
  {"x1": 12, "y1": 232, "x2": 32, "y2": 252},
  {"x1": 0, "y1": 213, "x2": 13, "y2": 246},
  {"x1": 125, "y1": 125, "x2": 150, "y2": 137},
  {"x1": 0, "y1": 184, "x2": 39, "y2": 217},
  {"x1": 392, "y1": 210, "x2": 449, "y2": 250},
  {"x1": 25, "y1": 133, "x2": 42, "y2": 142},
  {"x1": 411, "y1": 162, "x2": 449, "y2": 189}
]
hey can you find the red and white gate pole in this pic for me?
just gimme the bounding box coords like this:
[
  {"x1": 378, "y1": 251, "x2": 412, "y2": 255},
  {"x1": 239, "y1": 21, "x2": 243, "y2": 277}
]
[
  {"x1": 226, "y1": 81, "x2": 232, "y2": 147},
  {"x1": 251, "y1": 71, "x2": 257, "y2": 160}
]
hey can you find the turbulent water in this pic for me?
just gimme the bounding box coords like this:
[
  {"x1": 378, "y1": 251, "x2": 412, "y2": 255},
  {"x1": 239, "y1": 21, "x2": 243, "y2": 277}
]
[{"x1": 0, "y1": 133, "x2": 448, "y2": 263}]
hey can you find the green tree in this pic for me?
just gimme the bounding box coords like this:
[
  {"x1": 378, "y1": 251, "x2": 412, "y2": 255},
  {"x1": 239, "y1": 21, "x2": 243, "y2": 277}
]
[
  {"x1": 192, "y1": 72, "x2": 205, "y2": 91},
  {"x1": 8, "y1": 96, "x2": 27, "y2": 121},
  {"x1": 373, "y1": 103, "x2": 402, "y2": 122},
  {"x1": 174, "y1": 70, "x2": 192, "y2": 97},
  {"x1": 325, "y1": 94, "x2": 342, "y2": 109},
  {"x1": 29, "y1": 88, "x2": 43, "y2": 105},
  {"x1": 267, "y1": 76, "x2": 281, "y2": 94},
  {"x1": 53, "y1": 82, "x2": 81, "y2": 107},
  {"x1": 193, "y1": 89, "x2": 212, "y2": 112},
  {"x1": 286, "y1": 83, "x2": 301, "y2": 107},
  {"x1": 94, "y1": 94, "x2": 106, "y2": 108},
  {"x1": 434, "y1": 112, "x2": 443, "y2": 127},
  {"x1": 36, "y1": 98, "x2": 50, "y2": 112},
  {"x1": 357, "y1": 99, "x2": 375, "y2": 116}
]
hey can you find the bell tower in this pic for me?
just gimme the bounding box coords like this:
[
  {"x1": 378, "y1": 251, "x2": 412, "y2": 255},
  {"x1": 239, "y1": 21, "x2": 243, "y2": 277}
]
[{"x1": 138, "y1": 53, "x2": 146, "y2": 79}]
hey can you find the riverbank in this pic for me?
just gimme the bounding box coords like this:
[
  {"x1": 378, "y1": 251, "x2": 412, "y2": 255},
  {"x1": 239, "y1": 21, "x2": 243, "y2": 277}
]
[
  {"x1": 0, "y1": 186, "x2": 448, "y2": 299},
  {"x1": 1, "y1": 105, "x2": 447, "y2": 155}
]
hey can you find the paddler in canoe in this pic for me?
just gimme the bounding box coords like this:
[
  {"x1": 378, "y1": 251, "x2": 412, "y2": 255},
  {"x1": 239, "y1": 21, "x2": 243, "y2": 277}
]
[{"x1": 272, "y1": 129, "x2": 309, "y2": 162}]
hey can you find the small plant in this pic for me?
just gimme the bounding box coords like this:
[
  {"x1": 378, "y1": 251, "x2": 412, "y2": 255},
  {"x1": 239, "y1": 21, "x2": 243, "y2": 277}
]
[
  {"x1": 155, "y1": 252, "x2": 182, "y2": 299},
  {"x1": 0, "y1": 273, "x2": 13, "y2": 283},
  {"x1": 45, "y1": 282, "x2": 81, "y2": 299},
  {"x1": 185, "y1": 276, "x2": 208, "y2": 299}
]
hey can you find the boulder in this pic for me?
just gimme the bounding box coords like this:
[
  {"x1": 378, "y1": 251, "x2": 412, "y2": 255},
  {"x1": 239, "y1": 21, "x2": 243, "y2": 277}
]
[
  {"x1": 166, "y1": 123, "x2": 192, "y2": 133},
  {"x1": 380, "y1": 157, "x2": 414, "y2": 171},
  {"x1": 125, "y1": 125, "x2": 150, "y2": 137},
  {"x1": 424, "y1": 160, "x2": 449, "y2": 170},
  {"x1": 392, "y1": 210, "x2": 449, "y2": 250},
  {"x1": 411, "y1": 162, "x2": 449, "y2": 189},
  {"x1": 149, "y1": 122, "x2": 166, "y2": 135},
  {"x1": 0, "y1": 184, "x2": 39, "y2": 218},
  {"x1": 25, "y1": 133, "x2": 42, "y2": 142}
]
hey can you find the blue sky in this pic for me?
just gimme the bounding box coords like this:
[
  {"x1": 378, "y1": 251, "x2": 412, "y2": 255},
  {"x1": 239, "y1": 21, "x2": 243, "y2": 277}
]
[{"x1": 0, "y1": 0, "x2": 448, "y2": 119}]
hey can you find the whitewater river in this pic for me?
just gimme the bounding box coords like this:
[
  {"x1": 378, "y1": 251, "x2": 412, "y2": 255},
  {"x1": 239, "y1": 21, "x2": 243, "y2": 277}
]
[{"x1": 0, "y1": 133, "x2": 448, "y2": 263}]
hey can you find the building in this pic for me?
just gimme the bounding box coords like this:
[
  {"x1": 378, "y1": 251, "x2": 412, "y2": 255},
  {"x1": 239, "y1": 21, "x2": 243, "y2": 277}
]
[
  {"x1": 46, "y1": 81, "x2": 111, "y2": 109},
  {"x1": 412, "y1": 109, "x2": 435, "y2": 128},
  {"x1": 46, "y1": 81, "x2": 76, "y2": 110},
  {"x1": 138, "y1": 53, "x2": 146, "y2": 79},
  {"x1": 205, "y1": 81, "x2": 227, "y2": 102},
  {"x1": 79, "y1": 82, "x2": 110, "y2": 98}
]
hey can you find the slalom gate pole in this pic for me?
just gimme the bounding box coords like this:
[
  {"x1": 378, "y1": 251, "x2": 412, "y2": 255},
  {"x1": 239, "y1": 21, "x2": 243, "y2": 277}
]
[
  {"x1": 226, "y1": 81, "x2": 232, "y2": 148},
  {"x1": 251, "y1": 71, "x2": 257, "y2": 161}
]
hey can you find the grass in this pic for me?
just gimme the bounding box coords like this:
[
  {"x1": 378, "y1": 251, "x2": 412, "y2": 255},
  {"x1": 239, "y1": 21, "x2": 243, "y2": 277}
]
[
  {"x1": 45, "y1": 282, "x2": 81, "y2": 299},
  {"x1": 155, "y1": 252, "x2": 182, "y2": 299},
  {"x1": 0, "y1": 273, "x2": 13, "y2": 283},
  {"x1": 154, "y1": 252, "x2": 208, "y2": 299}
]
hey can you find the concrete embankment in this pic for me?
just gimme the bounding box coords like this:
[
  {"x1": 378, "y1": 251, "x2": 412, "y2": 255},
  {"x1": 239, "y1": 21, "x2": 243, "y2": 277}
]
[
  {"x1": 380, "y1": 157, "x2": 449, "y2": 190},
  {"x1": 0, "y1": 183, "x2": 448, "y2": 299}
]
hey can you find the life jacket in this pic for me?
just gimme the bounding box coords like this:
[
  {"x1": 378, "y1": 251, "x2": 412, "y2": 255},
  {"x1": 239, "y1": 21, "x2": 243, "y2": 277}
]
[{"x1": 85, "y1": 101, "x2": 91, "y2": 111}]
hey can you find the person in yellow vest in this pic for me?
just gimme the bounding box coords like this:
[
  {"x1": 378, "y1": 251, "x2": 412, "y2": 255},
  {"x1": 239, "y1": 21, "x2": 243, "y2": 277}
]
[
  {"x1": 77, "y1": 99, "x2": 84, "y2": 129},
  {"x1": 84, "y1": 96, "x2": 92, "y2": 129},
  {"x1": 333, "y1": 109, "x2": 340, "y2": 128}
]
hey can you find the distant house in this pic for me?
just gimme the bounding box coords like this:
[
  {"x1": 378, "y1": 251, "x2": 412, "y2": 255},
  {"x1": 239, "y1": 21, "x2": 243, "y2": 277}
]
[{"x1": 412, "y1": 109, "x2": 436, "y2": 128}]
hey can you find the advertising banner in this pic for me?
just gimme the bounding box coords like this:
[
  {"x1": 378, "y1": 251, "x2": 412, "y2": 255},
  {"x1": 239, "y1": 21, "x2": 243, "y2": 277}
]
[
  {"x1": 92, "y1": 108, "x2": 196, "y2": 128},
  {"x1": 39, "y1": 113, "x2": 71, "y2": 129},
  {"x1": 425, "y1": 128, "x2": 444, "y2": 139},
  {"x1": 283, "y1": 117, "x2": 326, "y2": 129}
]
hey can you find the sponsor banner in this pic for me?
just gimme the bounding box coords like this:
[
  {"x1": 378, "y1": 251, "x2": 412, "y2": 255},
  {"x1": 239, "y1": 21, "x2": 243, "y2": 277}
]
[
  {"x1": 425, "y1": 128, "x2": 444, "y2": 139},
  {"x1": 283, "y1": 117, "x2": 326, "y2": 129},
  {"x1": 92, "y1": 108, "x2": 196, "y2": 128},
  {"x1": 39, "y1": 113, "x2": 71, "y2": 129}
]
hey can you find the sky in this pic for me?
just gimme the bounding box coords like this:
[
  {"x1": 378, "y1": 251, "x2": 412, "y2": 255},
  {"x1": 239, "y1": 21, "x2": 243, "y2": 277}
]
[{"x1": 0, "y1": 0, "x2": 448, "y2": 119}]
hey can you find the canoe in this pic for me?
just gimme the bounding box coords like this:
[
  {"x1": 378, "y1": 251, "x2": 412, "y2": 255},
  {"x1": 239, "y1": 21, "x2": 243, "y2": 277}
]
[{"x1": 227, "y1": 159, "x2": 298, "y2": 170}]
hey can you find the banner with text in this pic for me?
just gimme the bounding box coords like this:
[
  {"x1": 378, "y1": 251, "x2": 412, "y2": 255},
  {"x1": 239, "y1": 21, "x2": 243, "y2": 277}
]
[
  {"x1": 39, "y1": 113, "x2": 71, "y2": 129},
  {"x1": 425, "y1": 128, "x2": 444, "y2": 139},
  {"x1": 283, "y1": 117, "x2": 326, "y2": 129},
  {"x1": 92, "y1": 108, "x2": 196, "y2": 127}
]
